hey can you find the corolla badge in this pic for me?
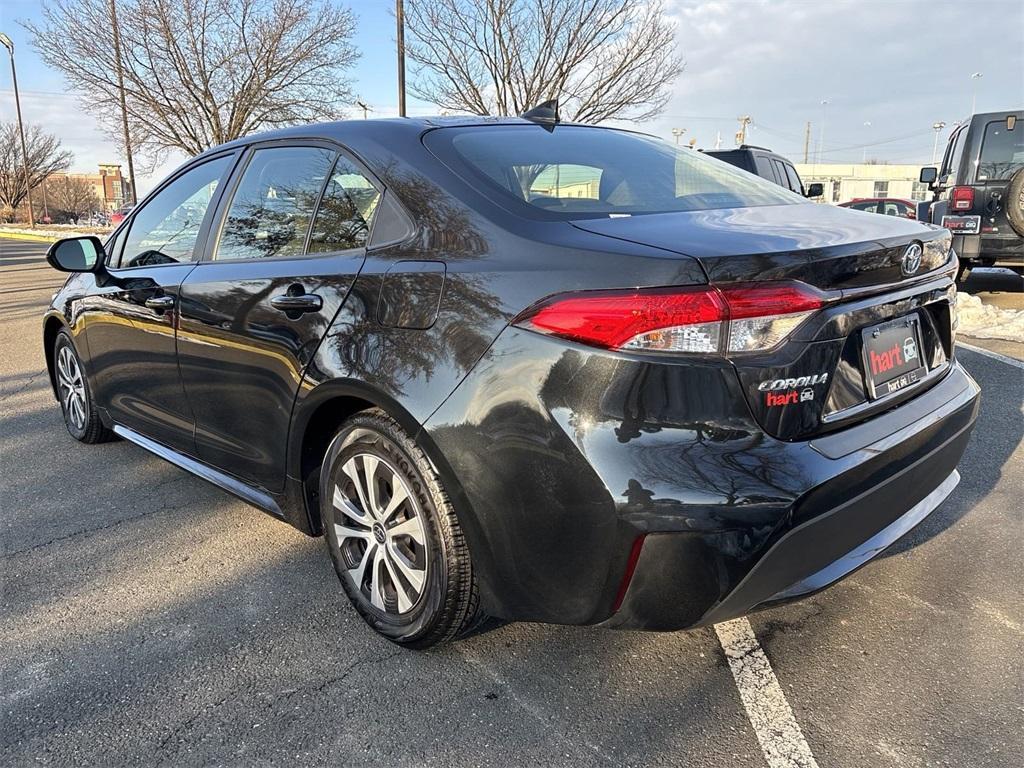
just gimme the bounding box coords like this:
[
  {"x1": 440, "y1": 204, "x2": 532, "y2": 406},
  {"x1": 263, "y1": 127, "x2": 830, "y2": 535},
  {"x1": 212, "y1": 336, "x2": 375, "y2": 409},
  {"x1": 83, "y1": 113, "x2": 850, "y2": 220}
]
[{"x1": 901, "y1": 243, "x2": 923, "y2": 276}]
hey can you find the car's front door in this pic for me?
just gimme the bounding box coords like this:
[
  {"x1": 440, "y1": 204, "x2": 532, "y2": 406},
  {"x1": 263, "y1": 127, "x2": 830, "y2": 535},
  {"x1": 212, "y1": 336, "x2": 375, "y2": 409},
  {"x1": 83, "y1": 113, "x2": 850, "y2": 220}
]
[
  {"x1": 176, "y1": 142, "x2": 383, "y2": 491},
  {"x1": 83, "y1": 153, "x2": 237, "y2": 452}
]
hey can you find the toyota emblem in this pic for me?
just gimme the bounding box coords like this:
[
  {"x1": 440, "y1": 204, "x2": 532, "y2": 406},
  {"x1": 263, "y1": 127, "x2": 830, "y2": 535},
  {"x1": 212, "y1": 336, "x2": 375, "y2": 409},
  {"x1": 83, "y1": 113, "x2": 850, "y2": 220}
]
[{"x1": 901, "y1": 243, "x2": 923, "y2": 276}]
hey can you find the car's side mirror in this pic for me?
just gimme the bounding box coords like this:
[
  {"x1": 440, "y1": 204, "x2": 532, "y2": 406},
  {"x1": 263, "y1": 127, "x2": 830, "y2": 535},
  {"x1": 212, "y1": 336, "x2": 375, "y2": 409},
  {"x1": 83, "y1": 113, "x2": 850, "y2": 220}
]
[
  {"x1": 919, "y1": 166, "x2": 938, "y2": 185},
  {"x1": 45, "y1": 236, "x2": 106, "y2": 273},
  {"x1": 804, "y1": 182, "x2": 824, "y2": 198}
]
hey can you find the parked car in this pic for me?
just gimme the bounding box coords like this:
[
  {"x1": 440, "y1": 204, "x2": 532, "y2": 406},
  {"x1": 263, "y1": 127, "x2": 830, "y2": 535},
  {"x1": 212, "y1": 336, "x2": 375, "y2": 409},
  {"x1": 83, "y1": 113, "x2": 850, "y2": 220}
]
[
  {"x1": 705, "y1": 144, "x2": 824, "y2": 198},
  {"x1": 839, "y1": 198, "x2": 917, "y2": 219},
  {"x1": 110, "y1": 204, "x2": 135, "y2": 225},
  {"x1": 920, "y1": 110, "x2": 1024, "y2": 278},
  {"x1": 42, "y1": 114, "x2": 978, "y2": 648},
  {"x1": 87, "y1": 211, "x2": 111, "y2": 227}
]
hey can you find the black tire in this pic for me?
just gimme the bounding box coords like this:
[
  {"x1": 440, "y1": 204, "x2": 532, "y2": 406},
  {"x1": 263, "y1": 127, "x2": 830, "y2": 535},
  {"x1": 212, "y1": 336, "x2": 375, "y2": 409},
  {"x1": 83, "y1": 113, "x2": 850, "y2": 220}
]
[
  {"x1": 319, "y1": 409, "x2": 482, "y2": 649},
  {"x1": 1006, "y1": 167, "x2": 1024, "y2": 238},
  {"x1": 53, "y1": 331, "x2": 116, "y2": 444}
]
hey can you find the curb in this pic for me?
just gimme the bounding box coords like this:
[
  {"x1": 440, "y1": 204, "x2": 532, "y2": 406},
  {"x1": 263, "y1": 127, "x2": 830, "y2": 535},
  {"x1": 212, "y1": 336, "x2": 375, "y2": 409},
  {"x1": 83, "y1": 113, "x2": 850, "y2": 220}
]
[{"x1": 0, "y1": 231, "x2": 59, "y2": 243}]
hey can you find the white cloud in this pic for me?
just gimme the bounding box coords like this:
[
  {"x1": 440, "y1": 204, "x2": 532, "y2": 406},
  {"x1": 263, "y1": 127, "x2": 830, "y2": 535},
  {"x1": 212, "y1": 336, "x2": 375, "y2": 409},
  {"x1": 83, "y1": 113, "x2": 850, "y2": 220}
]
[{"x1": 649, "y1": 0, "x2": 1024, "y2": 162}]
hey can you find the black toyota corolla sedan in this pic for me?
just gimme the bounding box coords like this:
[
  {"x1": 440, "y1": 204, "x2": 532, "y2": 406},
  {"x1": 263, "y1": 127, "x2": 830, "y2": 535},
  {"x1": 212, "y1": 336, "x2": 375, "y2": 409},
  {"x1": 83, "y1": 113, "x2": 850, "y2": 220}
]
[{"x1": 42, "y1": 115, "x2": 979, "y2": 648}]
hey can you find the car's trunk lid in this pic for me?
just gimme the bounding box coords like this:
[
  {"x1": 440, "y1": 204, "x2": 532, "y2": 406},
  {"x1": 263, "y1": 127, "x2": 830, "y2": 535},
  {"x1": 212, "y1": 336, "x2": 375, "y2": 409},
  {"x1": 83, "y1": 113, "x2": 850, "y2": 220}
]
[
  {"x1": 571, "y1": 202, "x2": 948, "y2": 290},
  {"x1": 572, "y1": 203, "x2": 957, "y2": 441}
]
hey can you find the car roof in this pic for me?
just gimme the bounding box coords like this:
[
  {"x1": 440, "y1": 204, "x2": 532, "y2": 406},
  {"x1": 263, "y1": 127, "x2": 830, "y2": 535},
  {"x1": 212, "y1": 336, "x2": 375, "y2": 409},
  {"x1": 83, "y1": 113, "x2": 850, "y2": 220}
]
[{"x1": 197, "y1": 115, "x2": 627, "y2": 157}]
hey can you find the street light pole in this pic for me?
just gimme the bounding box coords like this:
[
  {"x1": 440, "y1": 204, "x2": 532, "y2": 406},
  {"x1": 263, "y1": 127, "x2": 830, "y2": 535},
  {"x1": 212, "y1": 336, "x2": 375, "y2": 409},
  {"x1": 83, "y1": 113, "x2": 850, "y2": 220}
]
[
  {"x1": 396, "y1": 0, "x2": 407, "y2": 117},
  {"x1": 931, "y1": 121, "x2": 946, "y2": 164},
  {"x1": 0, "y1": 33, "x2": 35, "y2": 228},
  {"x1": 671, "y1": 127, "x2": 686, "y2": 146},
  {"x1": 970, "y1": 72, "x2": 983, "y2": 115}
]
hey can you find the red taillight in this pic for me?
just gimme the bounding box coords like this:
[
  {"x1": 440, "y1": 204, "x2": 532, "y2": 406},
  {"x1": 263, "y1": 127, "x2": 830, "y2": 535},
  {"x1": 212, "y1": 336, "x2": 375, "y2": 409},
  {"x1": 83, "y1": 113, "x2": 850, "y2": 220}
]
[
  {"x1": 514, "y1": 281, "x2": 825, "y2": 354},
  {"x1": 522, "y1": 286, "x2": 726, "y2": 350},
  {"x1": 951, "y1": 186, "x2": 975, "y2": 211},
  {"x1": 717, "y1": 283, "x2": 823, "y2": 319}
]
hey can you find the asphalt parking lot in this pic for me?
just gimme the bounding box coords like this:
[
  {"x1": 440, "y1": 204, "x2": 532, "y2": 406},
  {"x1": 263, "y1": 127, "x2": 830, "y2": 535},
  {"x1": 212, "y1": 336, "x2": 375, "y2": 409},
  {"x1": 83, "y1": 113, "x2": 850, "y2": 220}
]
[{"x1": 1, "y1": 237, "x2": 1021, "y2": 768}]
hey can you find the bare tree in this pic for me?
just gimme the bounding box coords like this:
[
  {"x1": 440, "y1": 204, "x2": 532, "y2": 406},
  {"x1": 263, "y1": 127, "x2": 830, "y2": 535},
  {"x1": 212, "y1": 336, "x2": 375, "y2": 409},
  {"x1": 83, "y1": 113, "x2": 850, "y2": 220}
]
[
  {"x1": 404, "y1": 0, "x2": 682, "y2": 123},
  {"x1": 27, "y1": 0, "x2": 360, "y2": 164},
  {"x1": 0, "y1": 123, "x2": 73, "y2": 221},
  {"x1": 44, "y1": 176, "x2": 103, "y2": 222}
]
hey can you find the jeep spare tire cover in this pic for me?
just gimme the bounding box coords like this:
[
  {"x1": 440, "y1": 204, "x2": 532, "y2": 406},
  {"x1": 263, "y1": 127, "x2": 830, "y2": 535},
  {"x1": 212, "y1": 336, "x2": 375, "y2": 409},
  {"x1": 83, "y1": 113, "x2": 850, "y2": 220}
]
[{"x1": 1008, "y1": 167, "x2": 1024, "y2": 237}]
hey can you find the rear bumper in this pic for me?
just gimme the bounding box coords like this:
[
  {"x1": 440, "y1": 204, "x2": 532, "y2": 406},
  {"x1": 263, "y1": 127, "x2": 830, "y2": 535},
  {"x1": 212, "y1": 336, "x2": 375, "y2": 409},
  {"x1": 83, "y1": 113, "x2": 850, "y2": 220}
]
[
  {"x1": 424, "y1": 327, "x2": 980, "y2": 630},
  {"x1": 605, "y1": 362, "x2": 980, "y2": 630},
  {"x1": 955, "y1": 233, "x2": 1024, "y2": 266}
]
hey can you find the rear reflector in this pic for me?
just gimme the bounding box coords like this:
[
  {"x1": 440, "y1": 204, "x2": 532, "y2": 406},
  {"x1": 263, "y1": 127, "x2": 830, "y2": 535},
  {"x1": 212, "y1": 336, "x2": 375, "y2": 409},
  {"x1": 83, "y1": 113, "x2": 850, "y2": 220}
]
[
  {"x1": 514, "y1": 281, "x2": 824, "y2": 355},
  {"x1": 611, "y1": 534, "x2": 647, "y2": 613},
  {"x1": 951, "y1": 186, "x2": 974, "y2": 211}
]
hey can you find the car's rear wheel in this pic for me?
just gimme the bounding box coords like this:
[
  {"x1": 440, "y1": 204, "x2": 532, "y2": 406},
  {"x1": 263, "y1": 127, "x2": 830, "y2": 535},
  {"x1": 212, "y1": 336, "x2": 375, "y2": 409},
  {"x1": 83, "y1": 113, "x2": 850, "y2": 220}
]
[
  {"x1": 320, "y1": 409, "x2": 482, "y2": 648},
  {"x1": 53, "y1": 331, "x2": 115, "y2": 444}
]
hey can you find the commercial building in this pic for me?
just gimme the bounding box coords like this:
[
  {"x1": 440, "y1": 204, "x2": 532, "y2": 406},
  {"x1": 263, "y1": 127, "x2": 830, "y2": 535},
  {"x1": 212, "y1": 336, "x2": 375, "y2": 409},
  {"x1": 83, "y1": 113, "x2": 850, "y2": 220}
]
[{"x1": 795, "y1": 163, "x2": 931, "y2": 205}]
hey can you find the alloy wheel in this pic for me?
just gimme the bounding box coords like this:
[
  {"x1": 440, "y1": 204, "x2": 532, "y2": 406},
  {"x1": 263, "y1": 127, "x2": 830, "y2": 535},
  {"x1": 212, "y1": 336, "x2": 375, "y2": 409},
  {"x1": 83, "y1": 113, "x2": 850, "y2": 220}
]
[
  {"x1": 332, "y1": 453, "x2": 429, "y2": 615},
  {"x1": 56, "y1": 345, "x2": 87, "y2": 430}
]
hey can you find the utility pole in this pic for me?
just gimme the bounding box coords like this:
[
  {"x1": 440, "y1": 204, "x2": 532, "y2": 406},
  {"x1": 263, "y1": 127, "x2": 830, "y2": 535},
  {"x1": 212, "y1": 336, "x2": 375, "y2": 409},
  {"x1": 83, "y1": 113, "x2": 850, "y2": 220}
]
[
  {"x1": 356, "y1": 100, "x2": 370, "y2": 120},
  {"x1": 0, "y1": 33, "x2": 35, "y2": 228},
  {"x1": 108, "y1": 0, "x2": 137, "y2": 205},
  {"x1": 396, "y1": 0, "x2": 407, "y2": 117},
  {"x1": 803, "y1": 121, "x2": 811, "y2": 164},
  {"x1": 735, "y1": 115, "x2": 751, "y2": 146}
]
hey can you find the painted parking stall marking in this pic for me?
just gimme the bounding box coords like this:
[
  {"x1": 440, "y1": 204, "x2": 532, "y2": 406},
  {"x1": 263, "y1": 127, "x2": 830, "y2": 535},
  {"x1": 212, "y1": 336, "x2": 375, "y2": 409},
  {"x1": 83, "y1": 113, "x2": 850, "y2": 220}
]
[{"x1": 715, "y1": 618, "x2": 820, "y2": 768}]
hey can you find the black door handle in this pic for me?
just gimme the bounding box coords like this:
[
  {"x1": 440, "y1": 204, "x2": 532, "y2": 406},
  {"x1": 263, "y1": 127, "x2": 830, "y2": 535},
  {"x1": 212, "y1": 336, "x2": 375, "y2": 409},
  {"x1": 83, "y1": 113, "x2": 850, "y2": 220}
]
[
  {"x1": 145, "y1": 295, "x2": 176, "y2": 312},
  {"x1": 270, "y1": 292, "x2": 323, "y2": 314}
]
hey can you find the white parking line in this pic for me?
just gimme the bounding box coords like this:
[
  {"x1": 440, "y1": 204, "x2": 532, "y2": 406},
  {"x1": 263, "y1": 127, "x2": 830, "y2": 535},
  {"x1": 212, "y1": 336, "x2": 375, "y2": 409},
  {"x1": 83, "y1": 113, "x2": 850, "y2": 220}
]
[
  {"x1": 957, "y1": 341, "x2": 1024, "y2": 370},
  {"x1": 715, "y1": 618, "x2": 820, "y2": 768}
]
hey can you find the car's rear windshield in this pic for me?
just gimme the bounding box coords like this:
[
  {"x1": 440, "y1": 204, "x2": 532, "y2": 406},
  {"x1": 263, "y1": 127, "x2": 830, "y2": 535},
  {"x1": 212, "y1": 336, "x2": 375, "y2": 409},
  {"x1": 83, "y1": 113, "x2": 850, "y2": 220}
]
[
  {"x1": 424, "y1": 125, "x2": 801, "y2": 219},
  {"x1": 976, "y1": 120, "x2": 1024, "y2": 182}
]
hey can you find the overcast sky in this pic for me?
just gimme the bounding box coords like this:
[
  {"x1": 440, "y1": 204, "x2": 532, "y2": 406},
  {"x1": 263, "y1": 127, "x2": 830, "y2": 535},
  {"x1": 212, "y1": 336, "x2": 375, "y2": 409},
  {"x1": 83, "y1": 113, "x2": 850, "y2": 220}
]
[{"x1": 1, "y1": 0, "x2": 1021, "y2": 193}]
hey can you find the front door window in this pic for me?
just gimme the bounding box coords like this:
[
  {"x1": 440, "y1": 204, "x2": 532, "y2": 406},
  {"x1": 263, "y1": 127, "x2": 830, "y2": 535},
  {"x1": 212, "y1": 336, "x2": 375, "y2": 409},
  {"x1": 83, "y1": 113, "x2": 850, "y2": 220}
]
[{"x1": 119, "y1": 156, "x2": 232, "y2": 268}]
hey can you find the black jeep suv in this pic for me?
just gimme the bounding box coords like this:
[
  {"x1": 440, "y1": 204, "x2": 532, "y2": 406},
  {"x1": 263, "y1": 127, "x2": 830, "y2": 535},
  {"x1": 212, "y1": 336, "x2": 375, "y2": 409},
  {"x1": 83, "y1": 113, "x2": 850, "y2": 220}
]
[{"x1": 920, "y1": 110, "x2": 1024, "y2": 278}]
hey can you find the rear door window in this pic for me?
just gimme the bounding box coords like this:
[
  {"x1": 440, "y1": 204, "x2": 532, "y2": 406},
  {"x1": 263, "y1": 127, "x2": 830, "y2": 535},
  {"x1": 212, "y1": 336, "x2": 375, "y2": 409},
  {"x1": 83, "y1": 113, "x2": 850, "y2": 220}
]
[
  {"x1": 941, "y1": 126, "x2": 968, "y2": 181},
  {"x1": 214, "y1": 146, "x2": 335, "y2": 261},
  {"x1": 976, "y1": 121, "x2": 1024, "y2": 181},
  {"x1": 308, "y1": 155, "x2": 382, "y2": 253}
]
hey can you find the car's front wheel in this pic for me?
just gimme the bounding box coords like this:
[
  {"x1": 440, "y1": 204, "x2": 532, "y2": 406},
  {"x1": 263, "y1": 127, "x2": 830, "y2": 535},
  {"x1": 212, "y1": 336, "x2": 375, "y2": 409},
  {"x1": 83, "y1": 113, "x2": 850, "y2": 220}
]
[
  {"x1": 53, "y1": 331, "x2": 115, "y2": 444},
  {"x1": 320, "y1": 410, "x2": 482, "y2": 648}
]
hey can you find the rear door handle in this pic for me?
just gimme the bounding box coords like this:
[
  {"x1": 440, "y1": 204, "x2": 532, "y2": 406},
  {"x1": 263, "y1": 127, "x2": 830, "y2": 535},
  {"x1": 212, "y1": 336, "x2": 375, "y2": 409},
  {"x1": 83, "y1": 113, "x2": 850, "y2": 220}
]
[
  {"x1": 270, "y1": 292, "x2": 323, "y2": 314},
  {"x1": 145, "y1": 295, "x2": 176, "y2": 312}
]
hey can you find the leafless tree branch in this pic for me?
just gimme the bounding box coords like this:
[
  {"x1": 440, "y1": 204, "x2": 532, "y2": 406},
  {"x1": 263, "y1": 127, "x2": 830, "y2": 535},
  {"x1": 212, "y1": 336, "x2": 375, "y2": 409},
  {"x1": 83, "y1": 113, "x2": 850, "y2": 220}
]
[
  {"x1": 404, "y1": 0, "x2": 682, "y2": 122},
  {"x1": 25, "y1": 0, "x2": 360, "y2": 164},
  {"x1": 0, "y1": 123, "x2": 74, "y2": 219}
]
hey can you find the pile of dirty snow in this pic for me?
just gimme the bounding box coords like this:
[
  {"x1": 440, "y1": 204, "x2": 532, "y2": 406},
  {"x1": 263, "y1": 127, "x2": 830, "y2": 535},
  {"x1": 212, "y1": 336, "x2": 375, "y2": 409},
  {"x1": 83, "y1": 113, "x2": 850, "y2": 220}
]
[{"x1": 956, "y1": 292, "x2": 1024, "y2": 341}]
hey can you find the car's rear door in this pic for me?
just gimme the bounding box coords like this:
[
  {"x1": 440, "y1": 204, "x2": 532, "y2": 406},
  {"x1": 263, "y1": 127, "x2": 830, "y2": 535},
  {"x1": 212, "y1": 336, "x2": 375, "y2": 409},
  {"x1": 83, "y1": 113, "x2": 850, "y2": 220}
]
[
  {"x1": 176, "y1": 141, "x2": 383, "y2": 492},
  {"x1": 82, "y1": 153, "x2": 238, "y2": 453}
]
